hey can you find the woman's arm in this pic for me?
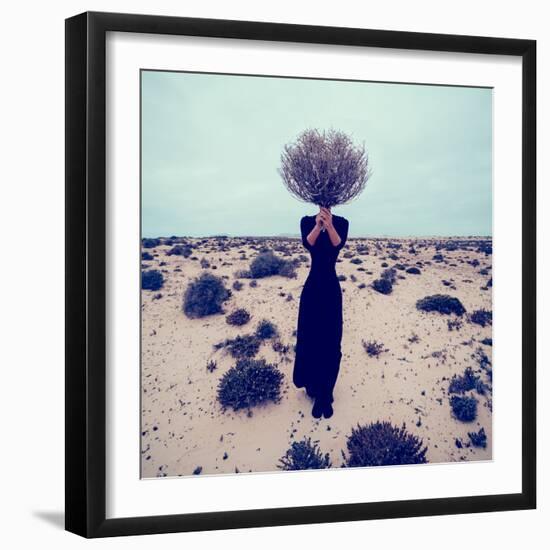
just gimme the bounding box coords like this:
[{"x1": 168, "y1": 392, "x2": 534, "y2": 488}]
[
  {"x1": 320, "y1": 208, "x2": 343, "y2": 248},
  {"x1": 325, "y1": 223, "x2": 342, "y2": 248},
  {"x1": 306, "y1": 221, "x2": 323, "y2": 247},
  {"x1": 301, "y1": 213, "x2": 324, "y2": 249}
]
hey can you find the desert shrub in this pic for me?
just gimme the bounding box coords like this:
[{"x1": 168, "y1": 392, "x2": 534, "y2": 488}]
[
  {"x1": 381, "y1": 267, "x2": 397, "y2": 283},
  {"x1": 362, "y1": 339, "x2": 385, "y2": 357},
  {"x1": 342, "y1": 421, "x2": 428, "y2": 467},
  {"x1": 226, "y1": 309, "x2": 251, "y2": 326},
  {"x1": 416, "y1": 294, "x2": 466, "y2": 316},
  {"x1": 481, "y1": 337, "x2": 493, "y2": 347},
  {"x1": 469, "y1": 309, "x2": 492, "y2": 327},
  {"x1": 200, "y1": 258, "x2": 210, "y2": 269},
  {"x1": 167, "y1": 244, "x2": 193, "y2": 257},
  {"x1": 278, "y1": 437, "x2": 332, "y2": 471},
  {"x1": 183, "y1": 272, "x2": 230, "y2": 318},
  {"x1": 372, "y1": 278, "x2": 392, "y2": 295},
  {"x1": 406, "y1": 267, "x2": 421, "y2": 275},
  {"x1": 448, "y1": 367, "x2": 483, "y2": 394},
  {"x1": 206, "y1": 360, "x2": 217, "y2": 373},
  {"x1": 433, "y1": 253, "x2": 444, "y2": 261},
  {"x1": 447, "y1": 318, "x2": 463, "y2": 331},
  {"x1": 249, "y1": 280, "x2": 258, "y2": 288},
  {"x1": 256, "y1": 319, "x2": 278, "y2": 340},
  {"x1": 473, "y1": 347, "x2": 491, "y2": 371},
  {"x1": 468, "y1": 427, "x2": 487, "y2": 448},
  {"x1": 478, "y1": 242, "x2": 492, "y2": 255},
  {"x1": 249, "y1": 251, "x2": 296, "y2": 279},
  {"x1": 142, "y1": 269, "x2": 164, "y2": 291},
  {"x1": 234, "y1": 269, "x2": 252, "y2": 279},
  {"x1": 337, "y1": 274, "x2": 347, "y2": 281},
  {"x1": 142, "y1": 238, "x2": 160, "y2": 248},
  {"x1": 279, "y1": 128, "x2": 371, "y2": 207},
  {"x1": 277, "y1": 260, "x2": 298, "y2": 279},
  {"x1": 232, "y1": 280, "x2": 244, "y2": 291},
  {"x1": 450, "y1": 395, "x2": 478, "y2": 422},
  {"x1": 217, "y1": 334, "x2": 261, "y2": 359},
  {"x1": 217, "y1": 358, "x2": 283, "y2": 411},
  {"x1": 350, "y1": 257, "x2": 363, "y2": 265},
  {"x1": 272, "y1": 340, "x2": 290, "y2": 354},
  {"x1": 141, "y1": 251, "x2": 154, "y2": 261}
]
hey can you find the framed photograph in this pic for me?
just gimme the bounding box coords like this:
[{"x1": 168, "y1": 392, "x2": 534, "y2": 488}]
[{"x1": 65, "y1": 11, "x2": 536, "y2": 538}]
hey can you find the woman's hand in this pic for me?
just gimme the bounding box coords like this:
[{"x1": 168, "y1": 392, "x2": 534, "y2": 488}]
[
  {"x1": 317, "y1": 207, "x2": 333, "y2": 230},
  {"x1": 315, "y1": 211, "x2": 324, "y2": 229}
]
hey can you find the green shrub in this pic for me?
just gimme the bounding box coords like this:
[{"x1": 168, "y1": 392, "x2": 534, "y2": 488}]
[
  {"x1": 278, "y1": 437, "x2": 332, "y2": 471},
  {"x1": 217, "y1": 358, "x2": 283, "y2": 411},
  {"x1": 416, "y1": 294, "x2": 466, "y2": 316},
  {"x1": 342, "y1": 421, "x2": 428, "y2": 467},
  {"x1": 183, "y1": 272, "x2": 230, "y2": 318}
]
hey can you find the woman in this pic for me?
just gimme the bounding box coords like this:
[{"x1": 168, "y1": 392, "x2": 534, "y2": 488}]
[{"x1": 293, "y1": 206, "x2": 349, "y2": 419}]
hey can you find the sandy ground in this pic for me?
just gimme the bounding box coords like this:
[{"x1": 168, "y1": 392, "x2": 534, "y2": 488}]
[{"x1": 140, "y1": 236, "x2": 493, "y2": 478}]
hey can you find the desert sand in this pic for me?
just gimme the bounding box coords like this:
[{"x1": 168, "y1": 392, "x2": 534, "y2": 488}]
[{"x1": 140, "y1": 235, "x2": 493, "y2": 478}]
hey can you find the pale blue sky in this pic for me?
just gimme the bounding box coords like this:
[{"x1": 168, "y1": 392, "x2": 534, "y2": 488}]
[{"x1": 141, "y1": 70, "x2": 492, "y2": 238}]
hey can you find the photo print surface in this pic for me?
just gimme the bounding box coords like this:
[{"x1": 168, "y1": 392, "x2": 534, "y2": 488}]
[{"x1": 140, "y1": 69, "x2": 493, "y2": 479}]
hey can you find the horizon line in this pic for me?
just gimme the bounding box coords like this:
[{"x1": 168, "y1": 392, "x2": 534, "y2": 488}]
[{"x1": 142, "y1": 234, "x2": 493, "y2": 240}]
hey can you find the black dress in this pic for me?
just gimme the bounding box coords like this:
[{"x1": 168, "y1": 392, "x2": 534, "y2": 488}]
[{"x1": 293, "y1": 214, "x2": 349, "y2": 405}]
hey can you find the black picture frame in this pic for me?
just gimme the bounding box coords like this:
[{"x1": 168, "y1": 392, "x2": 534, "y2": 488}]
[{"x1": 65, "y1": 11, "x2": 536, "y2": 538}]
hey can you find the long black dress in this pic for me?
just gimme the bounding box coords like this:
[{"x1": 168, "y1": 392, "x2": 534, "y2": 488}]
[{"x1": 293, "y1": 214, "x2": 349, "y2": 405}]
